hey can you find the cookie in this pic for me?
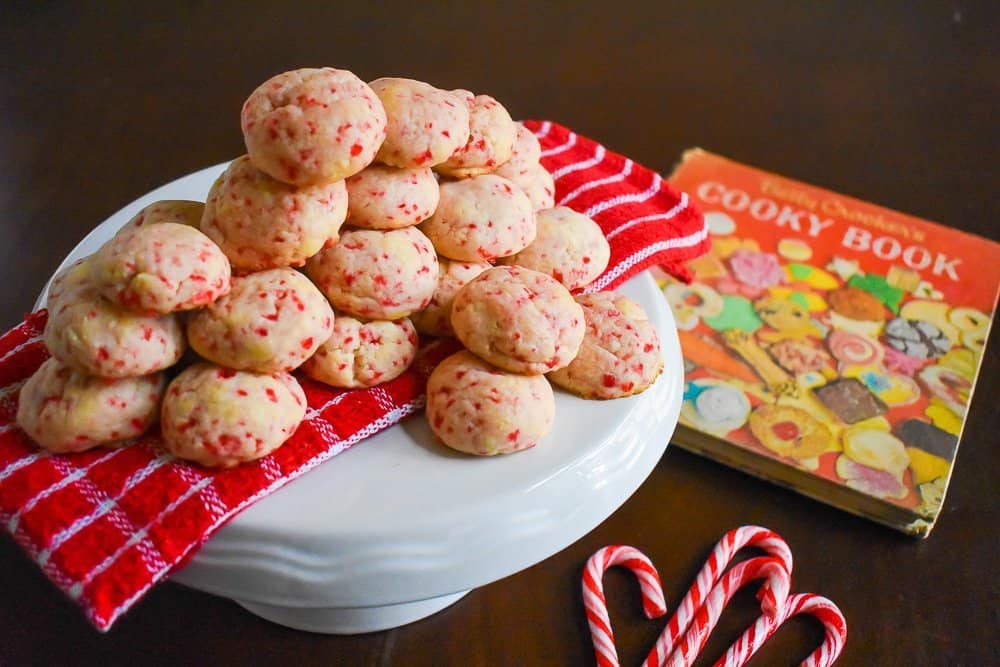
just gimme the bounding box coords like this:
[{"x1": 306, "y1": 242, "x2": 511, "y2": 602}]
[
  {"x1": 729, "y1": 249, "x2": 784, "y2": 290},
  {"x1": 813, "y1": 377, "x2": 887, "y2": 424},
  {"x1": 841, "y1": 426, "x2": 910, "y2": 477},
  {"x1": 369, "y1": 77, "x2": 470, "y2": 168},
  {"x1": 498, "y1": 206, "x2": 610, "y2": 291},
  {"x1": 435, "y1": 91, "x2": 516, "y2": 178},
  {"x1": 492, "y1": 122, "x2": 550, "y2": 209},
  {"x1": 451, "y1": 266, "x2": 585, "y2": 374},
  {"x1": 16, "y1": 358, "x2": 164, "y2": 454},
  {"x1": 754, "y1": 295, "x2": 822, "y2": 339},
  {"x1": 828, "y1": 287, "x2": 886, "y2": 322},
  {"x1": 776, "y1": 238, "x2": 812, "y2": 262},
  {"x1": 835, "y1": 455, "x2": 908, "y2": 500},
  {"x1": 826, "y1": 330, "x2": 883, "y2": 367},
  {"x1": 90, "y1": 222, "x2": 231, "y2": 314},
  {"x1": 547, "y1": 291, "x2": 662, "y2": 399},
  {"x1": 187, "y1": 268, "x2": 334, "y2": 373},
  {"x1": 847, "y1": 274, "x2": 903, "y2": 313},
  {"x1": 896, "y1": 418, "x2": 957, "y2": 485},
  {"x1": 884, "y1": 317, "x2": 951, "y2": 359},
  {"x1": 419, "y1": 174, "x2": 536, "y2": 262},
  {"x1": 409, "y1": 257, "x2": 490, "y2": 337},
  {"x1": 46, "y1": 257, "x2": 93, "y2": 308},
  {"x1": 898, "y1": 300, "x2": 959, "y2": 343},
  {"x1": 886, "y1": 265, "x2": 920, "y2": 293},
  {"x1": 160, "y1": 363, "x2": 306, "y2": 468},
  {"x1": 747, "y1": 403, "x2": 834, "y2": 459},
  {"x1": 514, "y1": 163, "x2": 557, "y2": 211},
  {"x1": 302, "y1": 316, "x2": 418, "y2": 388},
  {"x1": 663, "y1": 282, "x2": 724, "y2": 330},
  {"x1": 305, "y1": 227, "x2": 439, "y2": 320},
  {"x1": 947, "y1": 306, "x2": 989, "y2": 333},
  {"x1": 916, "y1": 365, "x2": 970, "y2": 417},
  {"x1": 425, "y1": 350, "x2": 554, "y2": 456},
  {"x1": 201, "y1": 154, "x2": 348, "y2": 271},
  {"x1": 345, "y1": 164, "x2": 439, "y2": 229},
  {"x1": 44, "y1": 272, "x2": 185, "y2": 378},
  {"x1": 767, "y1": 339, "x2": 829, "y2": 375},
  {"x1": 116, "y1": 200, "x2": 204, "y2": 237},
  {"x1": 681, "y1": 380, "x2": 751, "y2": 436},
  {"x1": 241, "y1": 67, "x2": 387, "y2": 185}
]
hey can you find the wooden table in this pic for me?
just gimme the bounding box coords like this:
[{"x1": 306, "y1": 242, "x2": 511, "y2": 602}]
[{"x1": 2, "y1": 3, "x2": 997, "y2": 665}]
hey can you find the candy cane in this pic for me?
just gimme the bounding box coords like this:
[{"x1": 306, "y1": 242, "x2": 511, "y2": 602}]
[
  {"x1": 582, "y1": 545, "x2": 668, "y2": 667},
  {"x1": 649, "y1": 556, "x2": 792, "y2": 667},
  {"x1": 644, "y1": 526, "x2": 793, "y2": 664},
  {"x1": 717, "y1": 593, "x2": 847, "y2": 667}
]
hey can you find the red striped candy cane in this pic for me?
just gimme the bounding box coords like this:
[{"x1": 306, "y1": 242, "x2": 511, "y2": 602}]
[
  {"x1": 648, "y1": 556, "x2": 792, "y2": 667},
  {"x1": 583, "y1": 545, "x2": 668, "y2": 667},
  {"x1": 644, "y1": 526, "x2": 793, "y2": 664},
  {"x1": 716, "y1": 593, "x2": 847, "y2": 667}
]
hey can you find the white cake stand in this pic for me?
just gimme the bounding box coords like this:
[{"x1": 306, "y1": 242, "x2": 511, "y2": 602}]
[{"x1": 39, "y1": 164, "x2": 684, "y2": 634}]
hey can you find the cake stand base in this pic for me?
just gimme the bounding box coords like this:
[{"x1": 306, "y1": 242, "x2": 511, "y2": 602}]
[{"x1": 234, "y1": 590, "x2": 471, "y2": 634}]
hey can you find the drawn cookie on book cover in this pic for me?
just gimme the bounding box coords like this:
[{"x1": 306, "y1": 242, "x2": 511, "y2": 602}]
[{"x1": 681, "y1": 379, "x2": 751, "y2": 437}]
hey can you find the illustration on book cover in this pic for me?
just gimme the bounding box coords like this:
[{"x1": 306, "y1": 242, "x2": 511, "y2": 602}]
[{"x1": 661, "y1": 149, "x2": 999, "y2": 532}]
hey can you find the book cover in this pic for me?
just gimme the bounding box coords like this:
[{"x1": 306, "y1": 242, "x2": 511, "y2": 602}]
[{"x1": 661, "y1": 149, "x2": 1000, "y2": 537}]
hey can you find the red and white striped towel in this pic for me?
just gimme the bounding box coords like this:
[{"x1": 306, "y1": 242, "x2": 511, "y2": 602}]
[{"x1": 0, "y1": 121, "x2": 708, "y2": 631}]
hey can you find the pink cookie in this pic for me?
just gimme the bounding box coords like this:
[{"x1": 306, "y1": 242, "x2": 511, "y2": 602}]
[
  {"x1": 47, "y1": 257, "x2": 96, "y2": 308},
  {"x1": 117, "y1": 200, "x2": 204, "y2": 237},
  {"x1": 90, "y1": 222, "x2": 231, "y2": 314},
  {"x1": 161, "y1": 363, "x2": 306, "y2": 468},
  {"x1": 17, "y1": 358, "x2": 165, "y2": 454},
  {"x1": 496, "y1": 161, "x2": 555, "y2": 211},
  {"x1": 548, "y1": 292, "x2": 663, "y2": 399},
  {"x1": 201, "y1": 155, "x2": 348, "y2": 271},
  {"x1": 302, "y1": 316, "x2": 418, "y2": 388},
  {"x1": 494, "y1": 122, "x2": 542, "y2": 177},
  {"x1": 451, "y1": 265, "x2": 585, "y2": 374},
  {"x1": 45, "y1": 257, "x2": 185, "y2": 378},
  {"x1": 241, "y1": 67, "x2": 387, "y2": 186},
  {"x1": 435, "y1": 91, "x2": 517, "y2": 178},
  {"x1": 187, "y1": 268, "x2": 334, "y2": 373},
  {"x1": 419, "y1": 174, "x2": 536, "y2": 262},
  {"x1": 410, "y1": 257, "x2": 491, "y2": 336},
  {"x1": 500, "y1": 206, "x2": 610, "y2": 291},
  {"x1": 425, "y1": 350, "x2": 555, "y2": 456},
  {"x1": 345, "y1": 164, "x2": 439, "y2": 229},
  {"x1": 305, "y1": 227, "x2": 438, "y2": 320},
  {"x1": 369, "y1": 77, "x2": 470, "y2": 168}
]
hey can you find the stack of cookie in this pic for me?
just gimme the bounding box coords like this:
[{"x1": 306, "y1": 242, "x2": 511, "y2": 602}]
[{"x1": 17, "y1": 66, "x2": 667, "y2": 466}]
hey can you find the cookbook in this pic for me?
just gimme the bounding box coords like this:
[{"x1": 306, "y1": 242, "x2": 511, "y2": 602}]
[{"x1": 661, "y1": 149, "x2": 999, "y2": 536}]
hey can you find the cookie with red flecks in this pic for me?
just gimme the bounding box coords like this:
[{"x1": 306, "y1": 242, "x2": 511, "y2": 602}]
[
  {"x1": 425, "y1": 350, "x2": 554, "y2": 456},
  {"x1": 16, "y1": 358, "x2": 165, "y2": 454},
  {"x1": 451, "y1": 266, "x2": 585, "y2": 374},
  {"x1": 547, "y1": 291, "x2": 662, "y2": 399},
  {"x1": 44, "y1": 256, "x2": 185, "y2": 378},
  {"x1": 302, "y1": 316, "x2": 418, "y2": 388},
  {"x1": 410, "y1": 257, "x2": 490, "y2": 337},
  {"x1": 305, "y1": 227, "x2": 438, "y2": 320},
  {"x1": 345, "y1": 164, "x2": 439, "y2": 229},
  {"x1": 419, "y1": 174, "x2": 535, "y2": 262},
  {"x1": 201, "y1": 155, "x2": 348, "y2": 271},
  {"x1": 160, "y1": 363, "x2": 306, "y2": 468},
  {"x1": 187, "y1": 267, "x2": 333, "y2": 373},
  {"x1": 90, "y1": 222, "x2": 231, "y2": 314},
  {"x1": 369, "y1": 77, "x2": 470, "y2": 168},
  {"x1": 241, "y1": 67, "x2": 387, "y2": 186},
  {"x1": 499, "y1": 206, "x2": 609, "y2": 291},
  {"x1": 116, "y1": 200, "x2": 205, "y2": 237},
  {"x1": 435, "y1": 90, "x2": 517, "y2": 178}
]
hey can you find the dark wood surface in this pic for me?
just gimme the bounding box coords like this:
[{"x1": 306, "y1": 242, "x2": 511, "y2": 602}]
[{"x1": 1, "y1": 3, "x2": 997, "y2": 665}]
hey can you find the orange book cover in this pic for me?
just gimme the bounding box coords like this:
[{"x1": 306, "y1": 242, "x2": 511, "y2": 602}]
[{"x1": 662, "y1": 149, "x2": 1000, "y2": 536}]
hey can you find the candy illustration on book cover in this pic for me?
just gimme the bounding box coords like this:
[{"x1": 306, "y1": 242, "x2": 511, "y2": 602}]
[{"x1": 662, "y1": 149, "x2": 999, "y2": 532}]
